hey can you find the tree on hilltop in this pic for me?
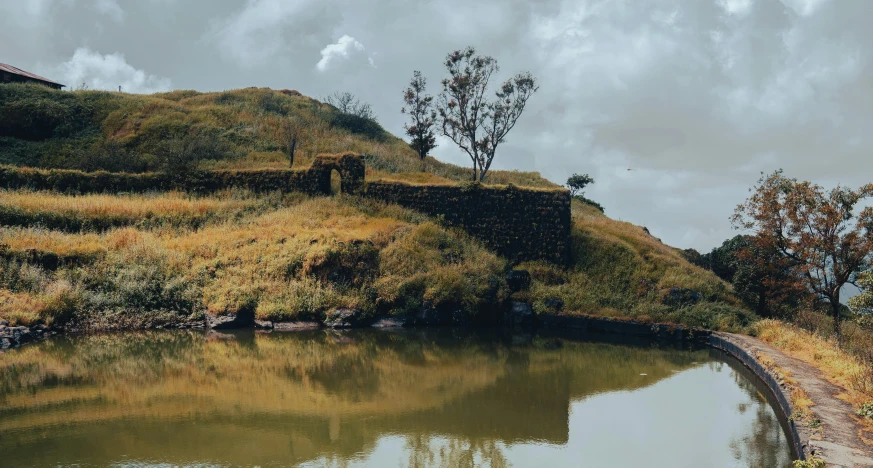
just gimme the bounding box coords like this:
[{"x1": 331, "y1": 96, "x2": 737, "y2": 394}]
[
  {"x1": 402, "y1": 71, "x2": 438, "y2": 161},
  {"x1": 325, "y1": 91, "x2": 376, "y2": 121},
  {"x1": 436, "y1": 47, "x2": 538, "y2": 182},
  {"x1": 565, "y1": 173, "x2": 604, "y2": 213},
  {"x1": 732, "y1": 170, "x2": 873, "y2": 340}
]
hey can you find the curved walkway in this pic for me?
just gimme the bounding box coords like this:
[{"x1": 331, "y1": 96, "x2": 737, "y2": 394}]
[{"x1": 714, "y1": 332, "x2": 873, "y2": 467}]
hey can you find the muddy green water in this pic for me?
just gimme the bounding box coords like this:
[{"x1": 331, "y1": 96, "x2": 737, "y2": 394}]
[{"x1": 0, "y1": 329, "x2": 794, "y2": 467}]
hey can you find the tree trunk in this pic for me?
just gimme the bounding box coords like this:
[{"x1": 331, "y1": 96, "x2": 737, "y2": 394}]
[
  {"x1": 831, "y1": 298, "x2": 842, "y2": 344},
  {"x1": 289, "y1": 136, "x2": 297, "y2": 168},
  {"x1": 756, "y1": 289, "x2": 767, "y2": 318}
]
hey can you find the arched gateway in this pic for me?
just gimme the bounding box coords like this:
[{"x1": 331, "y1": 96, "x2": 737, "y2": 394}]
[{"x1": 310, "y1": 152, "x2": 365, "y2": 195}]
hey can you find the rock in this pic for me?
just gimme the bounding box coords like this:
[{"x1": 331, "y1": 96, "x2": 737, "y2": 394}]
[
  {"x1": 371, "y1": 316, "x2": 407, "y2": 328},
  {"x1": 273, "y1": 321, "x2": 321, "y2": 331},
  {"x1": 506, "y1": 270, "x2": 531, "y2": 292},
  {"x1": 0, "y1": 319, "x2": 8, "y2": 327},
  {"x1": 506, "y1": 301, "x2": 535, "y2": 328},
  {"x1": 324, "y1": 308, "x2": 366, "y2": 329},
  {"x1": 0, "y1": 338, "x2": 10, "y2": 350},
  {"x1": 206, "y1": 313, "x2": 253, "y2": 330},
  {"x1": 543, "y1": 298, "x2": 564, "y2": 312},
  {"x1": 255, "y1": 320, "x2": 274, "y2": 330}
]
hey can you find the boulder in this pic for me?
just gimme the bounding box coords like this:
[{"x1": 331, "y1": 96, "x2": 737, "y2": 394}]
[
  {"x1": 0, "y1": 319, "x2": 8, "y2": 327},
  {"x1": 254, "y1": 320, "x2": 274, "y2": 330},
  {"x1": 206, "y1": 313, "x2": 253, "y2": 330},
  {"x1": 506, "y1": 270, "x2": 531, "y2": 292},
  {"x1": 324, "y1": 308, "x2": 366, "y2": 329},
  {"x1": 506, "y1": 301, "x2": 535, "y2": 328},
  {"x1": 0, "y1": 337, "x2": 10, "y2": 350}
]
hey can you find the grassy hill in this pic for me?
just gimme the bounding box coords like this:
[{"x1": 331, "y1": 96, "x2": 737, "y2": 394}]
[{"x1": 0, "y1": 84, "x2": 752, "y2": 331}]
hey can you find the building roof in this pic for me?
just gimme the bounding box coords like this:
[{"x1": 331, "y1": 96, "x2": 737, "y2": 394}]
[{"x1": 0, "y1": 62, "x2": 65, "y2": 87}]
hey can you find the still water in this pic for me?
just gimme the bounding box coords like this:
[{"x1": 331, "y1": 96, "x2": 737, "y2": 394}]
[{"x1": 0, "y1": 329, "x2": 794, "y2": 467}]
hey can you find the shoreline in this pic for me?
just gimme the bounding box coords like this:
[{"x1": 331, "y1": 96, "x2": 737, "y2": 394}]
[{"x1": 6, "y1": 306, "x2": 873, "y2": 466}]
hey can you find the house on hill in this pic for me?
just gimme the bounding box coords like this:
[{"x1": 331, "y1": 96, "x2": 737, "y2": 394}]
[{"x1": 0, "y1": 63, "x2": 65, "y2": 89}]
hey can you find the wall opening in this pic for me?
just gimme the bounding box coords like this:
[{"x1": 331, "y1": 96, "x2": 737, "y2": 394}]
[{"x1": 330, "y1": 169, "x2": 342, "y2": 195}]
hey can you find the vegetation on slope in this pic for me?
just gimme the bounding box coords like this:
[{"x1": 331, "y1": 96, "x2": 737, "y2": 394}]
[
  {"x1": 0, "y1": 84, "x2": 750, "y2": 332},
  {"x1": 0, "y1": 83, "x2": 556, "y2": 188}
]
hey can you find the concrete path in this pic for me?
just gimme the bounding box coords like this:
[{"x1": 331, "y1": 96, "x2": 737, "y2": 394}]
[{"x1": 717, "y1": 332, "x2": 873, "y2": 467}]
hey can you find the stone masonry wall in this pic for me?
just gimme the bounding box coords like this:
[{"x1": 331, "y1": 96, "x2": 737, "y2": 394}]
[
  {"x1": 363, "y1": 181, "x2": 571, "y2": 264},
  {"x1": 0, "y1": 152, "x2": 570, "y2": 263}
]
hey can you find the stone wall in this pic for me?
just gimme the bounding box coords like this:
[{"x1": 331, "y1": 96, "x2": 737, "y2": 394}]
[
  {"x1": 363, "y1": 181, "x2": 571, "y2": 264},
  {"x1": 1, "y1": 152, "x2": 570, "y2": 263}
]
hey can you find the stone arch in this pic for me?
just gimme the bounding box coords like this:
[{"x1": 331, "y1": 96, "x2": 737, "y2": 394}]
[{"x1": 310, "y1": 152, "x2": 365, "y2": 195}]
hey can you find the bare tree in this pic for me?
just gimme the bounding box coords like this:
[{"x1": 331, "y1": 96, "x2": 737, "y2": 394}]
[
  {"x1": 402, "y1": 71, "x2": 437, "y2": 161},
  {"x1": 280, "y1": 117, "x2": 304, "y2": 168},
  {"x1": 325, "y1": 91, "x2": 376, "y2": 121},
  {"x1": 437, "y1": 47, "x2": 538, "y2": 181}
]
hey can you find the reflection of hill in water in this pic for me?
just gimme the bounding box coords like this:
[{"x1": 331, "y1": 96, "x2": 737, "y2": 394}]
[{"x1": 0, "y1": 329, "x2": 710, "y2": 466}]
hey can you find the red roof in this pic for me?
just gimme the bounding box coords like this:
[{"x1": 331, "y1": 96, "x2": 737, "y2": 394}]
[{"x1": 0, "y1": 62, "x2": 65, "y2": 87}]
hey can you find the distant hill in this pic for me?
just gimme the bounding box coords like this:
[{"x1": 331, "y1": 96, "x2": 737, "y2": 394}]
[{"x1": 0, "y1": 83, "x2": 557, "y2": 188}]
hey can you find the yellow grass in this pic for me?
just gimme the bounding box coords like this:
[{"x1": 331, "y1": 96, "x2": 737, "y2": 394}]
[
  {"x1": 0, "y1": 189, "x2": 254, "y2": 219},
  {"x1": 0, "y1": 289, "x2": 44, "y2": 325},
  {"x1": 0, "y1": 226, "x2": 106, "y2": 258},
  {"x1": 753, "y1": 320, "x2": 873, "y2": 436}
]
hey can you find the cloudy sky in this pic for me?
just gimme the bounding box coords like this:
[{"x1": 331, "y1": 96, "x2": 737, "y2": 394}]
[{"x1": 2, "y1": 0, "x2": 872, "y2": 252}]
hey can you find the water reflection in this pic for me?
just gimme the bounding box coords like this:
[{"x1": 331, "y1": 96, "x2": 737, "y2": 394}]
[{"x1": 0, "y1": 328, "x2": 794, "y2": 467}]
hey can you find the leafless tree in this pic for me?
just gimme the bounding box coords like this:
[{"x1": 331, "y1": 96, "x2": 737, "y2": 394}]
[
  {"x1": 280, "y1": 116, "x2": 304, "y2": 168},
  {"x1": 325, "y1": 91, "x2": 376, "y2": 121},
  {"x1": 437, "y1": 46, "x2": 538, "y2": 181}
]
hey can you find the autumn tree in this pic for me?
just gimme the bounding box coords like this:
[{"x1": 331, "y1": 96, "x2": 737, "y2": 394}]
[
  {"x1": 702, "y1": 235, "x2": 810, "y2": 318},
  {"x1": 437, "y1": 47, "x2": 538, "y2": 182},
  {"x1": 732, "y1": 170, "x2": 873, "y2": 339},
  {"x1": 402, "y1": 71, "x2": 437, "y2": 161}
]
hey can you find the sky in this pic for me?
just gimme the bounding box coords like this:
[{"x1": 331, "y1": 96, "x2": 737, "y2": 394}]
[{"x1": 2, "y1": 0, "x2": 872, "y2": 252}]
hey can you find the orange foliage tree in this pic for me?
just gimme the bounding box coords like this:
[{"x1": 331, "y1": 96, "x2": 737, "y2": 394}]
[{"x1": 732, "y1": 170, "x2": 873, "y2": 340}]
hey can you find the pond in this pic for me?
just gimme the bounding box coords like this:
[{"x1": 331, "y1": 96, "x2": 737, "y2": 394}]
[{"x1": 0, "y1": 328, "x2": 795, "y2": 467}]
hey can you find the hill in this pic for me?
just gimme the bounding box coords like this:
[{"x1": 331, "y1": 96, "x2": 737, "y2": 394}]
[{"x1": 0, "y1": 84, "x2": 752, "y2": 332}]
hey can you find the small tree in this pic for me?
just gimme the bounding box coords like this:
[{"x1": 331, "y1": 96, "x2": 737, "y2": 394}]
[
  {"x1": 732, "y1": 170, "x2": 873, "y2": 340},
  {"x1": 437, "y1": 46, "x2": 538, "y2": 181},
  {"x1": 280, "y1": 117, "x2": 303, "y2": 168},
  {"x1": 565, "y1": 173, "x2": 604, "y2": 213},
  {"x1": 566, "y1": 173, "x2": 594, "y2": 198},
  {"x1": 402, "y1": 71, "x2": 437, "y2": 161}
]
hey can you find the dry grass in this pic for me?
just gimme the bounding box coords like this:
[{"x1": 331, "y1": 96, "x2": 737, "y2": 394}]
[
  {"x1": 0, "y1": 189, "x2": 256, "y2": 219},
  {"x1": 0, "y1": 193, "x2": 506, "y2": 326},
  {"x1": 753, "y1": 320, "x2": 873, "y2": 436},
  {"x1": 515, "y1": 200, "x2": 751, "y2": 331},
  {"x1": 755, "y1": 350, "x2": 821, "y2": 437},
  {"x1": 0, "y1": 226, "x2": 107, "y2": 259}
]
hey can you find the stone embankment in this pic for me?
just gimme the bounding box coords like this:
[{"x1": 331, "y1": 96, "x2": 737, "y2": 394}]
[
  {"x1": 0, "y1": 320, "x2": 58, "y2": 350},
  {"x1": 712, "y1": 332, "x2": 873, "y2": 468}
]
